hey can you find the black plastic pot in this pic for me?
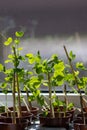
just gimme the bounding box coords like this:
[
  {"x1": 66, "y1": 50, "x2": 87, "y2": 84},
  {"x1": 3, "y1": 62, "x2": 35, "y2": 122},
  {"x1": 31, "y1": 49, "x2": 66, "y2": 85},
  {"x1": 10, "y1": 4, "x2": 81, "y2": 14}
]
[
  {"x1": 74, "y1": 118, "x2": 87, "y2": 130},
  {"x1": 9, "y1": 106, "x2": 39, "y2": 119},
  {"x1": 0, "y1": 118, "x2": 29, "y2": 130},
  {"x1": 39, "y1": 112, "x2": 71, "y2": 129},
  {"x1": 1, "y1": 111, "x2": 33, "y2": 124},
  {"x1": 50, "y1": 106, "x2": 75, "y2": 122}
]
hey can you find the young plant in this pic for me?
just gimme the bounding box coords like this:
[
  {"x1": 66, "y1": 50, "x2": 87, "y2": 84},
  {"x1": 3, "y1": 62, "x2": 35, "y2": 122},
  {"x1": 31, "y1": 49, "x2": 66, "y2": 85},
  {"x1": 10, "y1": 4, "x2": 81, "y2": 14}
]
[
  {"x1": 23, "y1": 69, "x2": 44, "y2": 111},
  {"x1": 24, "y1": 53, "x2": 45, "y2": 111},
  {"x1": 26, "y1": 51, "x2": 65, "y2": 118},
  {"x1": 64, "y1": 45, "x2": 87, "y2": 124},
  {"x1": 3, "y1": 31, "x2": 25, "y2": 123}
]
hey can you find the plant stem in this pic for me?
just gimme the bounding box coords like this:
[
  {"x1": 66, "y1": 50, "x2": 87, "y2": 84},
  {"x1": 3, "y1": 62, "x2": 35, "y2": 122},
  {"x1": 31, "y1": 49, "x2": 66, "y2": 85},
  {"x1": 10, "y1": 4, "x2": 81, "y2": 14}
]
[
  {"x1": 13, "y1": 46, "x2": 22, "y2": 118},
  {"x1": 64, "y1": 84, "x2": 68, "y2": 108},
  {"x1": 22, "y1": 97, "x2": 30, "y2": 112},
  {"x1": 16, "y1": 73, "x2": 22, "y2": 117},
  {"x1": 64, "y1": 84, "x2": 68, "y2": 117},
  {"x1": 48, "y1": 73, "x2": 55, "y2": 118},
  {"x1": 64, "y1": 45, "x2": 85, "y2": 124},
  {"x1": 26, "y1": 87, "x2": 32, "y2": 110},
  {"x1": 12, "y1": 70, "x2": 16, "y2": 124},
  {"x1": 5, "y1": 94, "x2": 9, "y2": 117}
]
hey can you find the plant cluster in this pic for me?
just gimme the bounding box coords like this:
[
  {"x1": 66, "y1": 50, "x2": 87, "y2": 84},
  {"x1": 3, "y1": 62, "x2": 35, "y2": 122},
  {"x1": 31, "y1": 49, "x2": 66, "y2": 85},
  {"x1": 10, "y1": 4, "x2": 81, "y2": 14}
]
[{"x1": 0, "y1": 32, "x2": 87, "y2": 129}]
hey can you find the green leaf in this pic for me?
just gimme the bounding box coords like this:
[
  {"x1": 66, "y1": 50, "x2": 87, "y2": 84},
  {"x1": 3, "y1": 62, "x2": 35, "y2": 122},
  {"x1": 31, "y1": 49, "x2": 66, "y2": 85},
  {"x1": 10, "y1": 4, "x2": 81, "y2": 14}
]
[
  {"x1": 36, "y1": 66, "x2": 42, "y2": 74},
  {"x1": 18, "y1": 47, "x2": 23, "y2": 51},
  {"x1": 18, "y1": 55, "x2": 25, "y2": 61},
  {"x1": 27, "y1": 71, "x2": 33, "y2": 75},
  {"x1": 4, "y1": 68, "x2": 12, "y2": 74},
  {"x1": 15, "y1": 31, "x2": 24, "y2": 37},
  {"x1": 0, "y1": 64, "x2": 3, "y2": 71},
  {"x1": 51, "y1": 54, "x2": 58, "y2": 62},
  {"x1": 26, "y1": 53, "x2": 34, "y2": 58},
  {"x1": 26, "y1": 53, "x2": 35, "y2": 64},
  {"x1": 35, "y1": 89, "x2": 40, "y2": 96},
  {"x1": 67, "y1": 103, "x2": 74, "y2": 110},
  {"x1": 28, "y1": 58, "x2": 35, "y2": 64},
  {"x1": 56, "y1": 78, "x2": 64, "y2": 86},
  {"x1": 0, "y1": 82, "x2": 7, "y2": 89},
  {"x1": 43, "y1": 82, "x2": 48, "y2": 86},
  {"x1": 54, "y1": 71, "x2": 64, "y2": 78},
  {"x1": 4, "y1": 37, "x2": 13, "y2": 46},
  {"x1": 35, "y1": 56, "x2": 41, "y2": 63},
  {"x1": 65, "y1": 73, "x2": 74, "y2": 81},
  {"x1": 5, "y1": 77, "x2": 12, "y2": 82},
  {"x1": 82, "y1": 77, "x2": 87, "y2": 83},
  {"x1": 54, "y1": 62, "x2": 65, "y2": 71},
  {"x1": 76, "y1": 62, "x2": 86, "y2": 70},
  {"x1": 14, "y1": 39, "x2": 20, "y2": 44},
  {"x1": 69, "y1": 51, "x2": 76, "y2": 61},
  {"x1": 51, "y1": 54, "x2": 58, "y2": 59},
  {"x1": 37, "y1": 95, "x2": 45, "y2": 106},
  {"x1": 28, "y1": 95, "x2": 35, "y2": 102},
  {"x1": 8, "y1": 54, "x2": 13, "y2": 59},
  {"x1": 4, "y1": 59, "x2": 12, "y2": 63},
  {"x1": 74, "y1": 71, "x2": 79, "y2": 76}
]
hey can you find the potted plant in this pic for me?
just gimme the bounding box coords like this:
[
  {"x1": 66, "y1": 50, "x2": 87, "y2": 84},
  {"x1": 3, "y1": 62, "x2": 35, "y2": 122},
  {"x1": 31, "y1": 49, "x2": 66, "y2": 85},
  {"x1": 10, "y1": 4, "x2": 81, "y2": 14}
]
[
  {"x1": 26, "y1": 51, "x2": 71, "y2": 129},
  {"x1": 24, "y1": 52, "x2": 49, "y2": 119},
  {"x1": 0, "y1": 31, "x2": 33, "y2": 130},
  {"x1": 19, "y1": 68, "x2": 42, "y2": 119},
  {"x1": 64, "y1": 45, "x2": 87, "y2": 130},
  {"x1": 52, "y1": 84, "x2": 75, "y2": 122}
]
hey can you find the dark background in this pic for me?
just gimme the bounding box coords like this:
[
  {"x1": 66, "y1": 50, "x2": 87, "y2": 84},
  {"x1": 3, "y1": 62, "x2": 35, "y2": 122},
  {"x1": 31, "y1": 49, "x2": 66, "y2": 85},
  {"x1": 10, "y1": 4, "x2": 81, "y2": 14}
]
[{"x1": 0, "y1": 0, "x2": 87, "y2": 37}]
